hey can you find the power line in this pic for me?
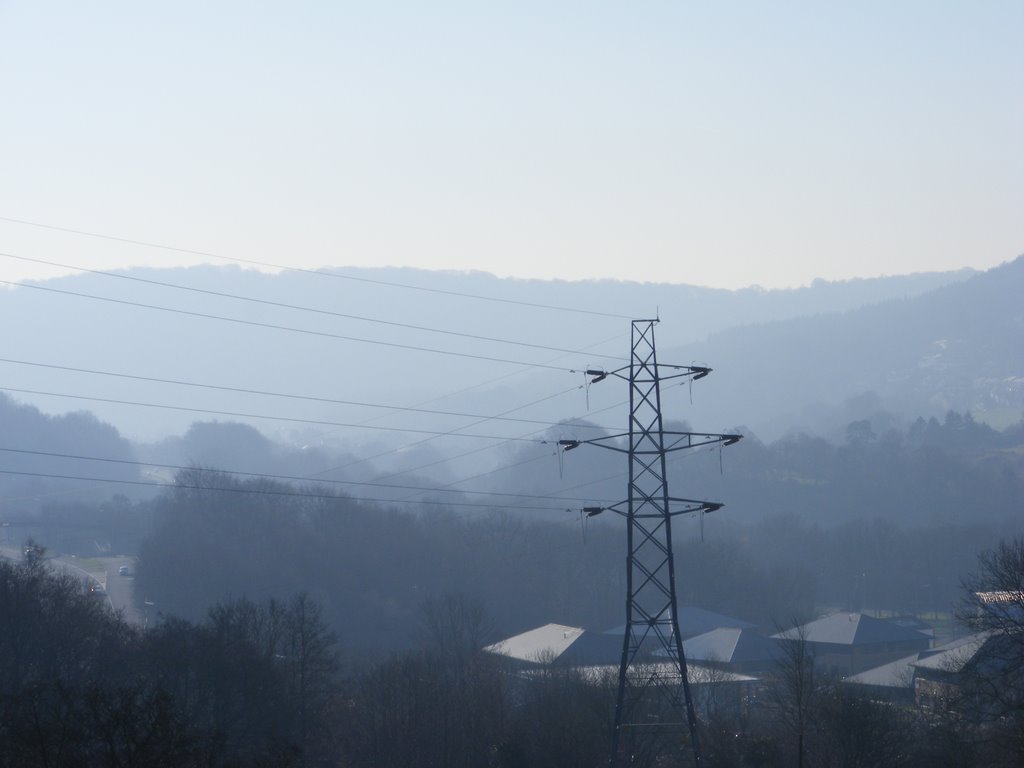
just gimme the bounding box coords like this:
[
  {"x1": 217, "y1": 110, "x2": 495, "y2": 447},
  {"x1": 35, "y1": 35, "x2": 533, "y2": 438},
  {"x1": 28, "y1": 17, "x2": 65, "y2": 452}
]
[
  {"x1": 536, "y1": 441, "x2": 724, "y2": 499},
  {"x1": 0, "y1": 446, "x2": 615, "y2": 505},
  {"x1": 0, "y1": 215, "x2": 634, "y2": 319},
  {"x1": 0, "y1": 259, "x2": 629, "y2": 474},
  {"x1": 306, "y1": 386, "x2": 593, "y2": 478},
  {"x1": 0, "y1": 251, "x2": 626, "y2": 362},
  {"x1": 0, "y1": 357, "x2": 609, "y2": 430},
  {"x1": 0, "y1": 468, "x2": 573, "y2": 513},
  {"x1": 0, "y1": 396, "x2": 622, "y2": 510},
  {"x1": 299, "y1": 331, "x2": 628, "y2": 473},
  {"x1": 374, "y1": 399, "x2": 625, "y2": 491},
  {"x1": 391, "y1": 451, "x2": 556, "y2": 503},
  {"x1": 0, "y1": 279, "x2": 583, "y2": 372},
  {"x1": 0, "y1": 341, "x2": 714, "y2": 514},
  {"x1": 0, "y1": 386, "x2": 548, "y2": 442},
  {"x1": 0, "y1": 358, "x2": 621, "y2": 495}
]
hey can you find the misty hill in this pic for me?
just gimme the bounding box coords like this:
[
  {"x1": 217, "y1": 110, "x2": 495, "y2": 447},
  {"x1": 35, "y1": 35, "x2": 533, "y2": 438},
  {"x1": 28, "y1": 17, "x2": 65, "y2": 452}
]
[
  {"x1": 0, "y1": 262, "x2": 975, "y2": 446},
  {"x1": 476, "y1": 408, "x2": 1024, "y2": 531},
  {"x1": 3, "y1": 253, "x2": 1021, "y2": 646},
  {"x1": 0, "y1": 393, "x2": 137, "y2": 503},
  {"x1": 0, "y1": 256, "x2": 1020, "y2": 503},
  {"x1": 661, "y1": 255, "x2": 1024, "y2": 439},
  {"x1": 0, "y1": 394, "x2": 151, "y2": 551}
]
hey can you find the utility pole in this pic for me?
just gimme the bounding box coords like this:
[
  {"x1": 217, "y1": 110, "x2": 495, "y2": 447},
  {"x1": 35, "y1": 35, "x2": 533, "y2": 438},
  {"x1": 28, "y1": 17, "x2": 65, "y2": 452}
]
[{"x1": 567, "y1": 320, "x2": 740, "y2": 766}]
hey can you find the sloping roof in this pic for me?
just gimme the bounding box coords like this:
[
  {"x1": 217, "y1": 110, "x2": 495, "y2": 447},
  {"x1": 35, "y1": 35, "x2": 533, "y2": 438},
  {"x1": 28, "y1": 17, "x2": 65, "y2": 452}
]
[
  {"x1": 845, "y1": 654, "x2": 919, "y2": 688},
  {"x1": 911, "y1": 632, "x2": 991, "y2": 673},
  {"x1": 484, "y1": 623, "x2": 584, "y2": 664},
  {"x1": 604, "y1": 607, "x2": 756, "y2": 641},
  {"x1": 845, "y1": 632, "x2": 996, "y2": 687},
  {"x1": 976, "y1": 590, "x2": 1024, "y2": 604},
  {"x1": 681, "y1": 627, "x2": 782, "y2": 665},
  {"x1": 483, "y1": 623, "x2": 621, "y2": 666},
  {"x1": 772, "y1": 613, "x2": 932, "y2": 646},
  {"x1": 973, "y1": 592, "x2": 1024, "y2": 622}
]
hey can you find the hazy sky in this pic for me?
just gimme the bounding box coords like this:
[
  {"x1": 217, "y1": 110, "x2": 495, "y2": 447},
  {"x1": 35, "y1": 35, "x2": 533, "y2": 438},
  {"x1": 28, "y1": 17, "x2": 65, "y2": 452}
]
[{"x1": 1, "y1": 1, "x2": 1021, "y2": 290}]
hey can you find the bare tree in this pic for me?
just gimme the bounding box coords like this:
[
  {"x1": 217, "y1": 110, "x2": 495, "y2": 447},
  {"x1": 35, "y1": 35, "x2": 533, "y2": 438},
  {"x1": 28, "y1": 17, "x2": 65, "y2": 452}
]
[
  {"x1": 418, "y1": 592, "x2": 491, "y2": 672},
  {"x1": 202, "y1": 594, "x2": 340, "y2": 765},
  {"x1": 279, "y1": 593, "x2": 339, "y2": 763},
  {"x1": 816, "y1": 681, "x2": 912, "y2": 768},
  {"x1": 770, "y1": 621, "x2": 818, "y2": 768},
  {"x1": 956, "y1": 538, "x2": 1024, "y2": 764}
]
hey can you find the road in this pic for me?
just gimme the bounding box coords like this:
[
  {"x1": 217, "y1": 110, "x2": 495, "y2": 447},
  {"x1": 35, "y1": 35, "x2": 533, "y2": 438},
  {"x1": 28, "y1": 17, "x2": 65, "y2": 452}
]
[{"x1": 0, "y1": 546, "x2": 143, "y2": 624}]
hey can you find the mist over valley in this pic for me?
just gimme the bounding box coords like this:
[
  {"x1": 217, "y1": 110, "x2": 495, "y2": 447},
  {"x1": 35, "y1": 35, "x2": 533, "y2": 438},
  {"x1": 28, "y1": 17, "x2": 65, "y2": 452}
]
[{"x1": 3, "y1": 256, "x2": 1023, "y2": 766}]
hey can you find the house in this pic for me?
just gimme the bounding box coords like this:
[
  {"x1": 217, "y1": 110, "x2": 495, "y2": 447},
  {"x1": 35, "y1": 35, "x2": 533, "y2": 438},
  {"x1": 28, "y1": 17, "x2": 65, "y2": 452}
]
[
  {"x1": 910, "y1": 632, "x2": 994, "y2": 710},
  {"x1": 772, "y1": 613, "x2": 932, "y2": 675},
  {"x1": 844, "y1": 653, "x2": 920, "y2": 703},
  {"x1": 482, "y1": 622, "x2": 758, "y2": 714},
  {"x1": 843, "y1": 631, "x2": 989, "y2": 705},
  {"x1": 678, "y1": 627, "x2": 784, "y2": 674},
  {"x1": 482, "y1": 623, "x2": 621, "y2": 667}
]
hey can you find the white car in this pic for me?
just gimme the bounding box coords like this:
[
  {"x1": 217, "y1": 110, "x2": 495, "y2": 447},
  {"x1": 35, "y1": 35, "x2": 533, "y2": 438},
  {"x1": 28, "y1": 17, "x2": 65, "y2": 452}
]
[{"x1": 118, "y1": 565, "x2": 130, "y2": 576}]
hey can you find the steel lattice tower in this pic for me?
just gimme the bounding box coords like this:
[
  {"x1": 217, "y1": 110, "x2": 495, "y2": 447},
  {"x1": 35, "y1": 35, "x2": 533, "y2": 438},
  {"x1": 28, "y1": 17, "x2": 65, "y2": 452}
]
[{"x1": 570, "y1": 320, "x2": 741, "y2": 767}]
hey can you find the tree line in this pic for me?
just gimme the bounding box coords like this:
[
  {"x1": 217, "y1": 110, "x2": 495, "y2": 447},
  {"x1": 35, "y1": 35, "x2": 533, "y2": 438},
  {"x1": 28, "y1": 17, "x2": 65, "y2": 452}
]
[
  {"x1": 4, "y1": 539, "x2": 1023, "y2": 767},
  {"x1": 129, "y1": 463, "x2": 1020, "y2": 652}
]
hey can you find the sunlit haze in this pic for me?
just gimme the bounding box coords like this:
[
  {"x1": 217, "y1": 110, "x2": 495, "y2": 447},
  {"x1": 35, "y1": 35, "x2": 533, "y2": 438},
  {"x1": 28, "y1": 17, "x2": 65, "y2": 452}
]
[
  {"x1": 1, "y1": 1, "x2": 1021, "y2": 289},
  {"x1": 2, "y1": 6, "x2": 1024, "y2": 765}
]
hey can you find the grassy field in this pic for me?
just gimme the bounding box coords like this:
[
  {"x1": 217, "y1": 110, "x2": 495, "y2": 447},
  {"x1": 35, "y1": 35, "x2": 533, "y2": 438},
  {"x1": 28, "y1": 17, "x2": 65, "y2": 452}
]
[{"x1": 974, "y1": 407, "x2": 1024, "y2": 430}]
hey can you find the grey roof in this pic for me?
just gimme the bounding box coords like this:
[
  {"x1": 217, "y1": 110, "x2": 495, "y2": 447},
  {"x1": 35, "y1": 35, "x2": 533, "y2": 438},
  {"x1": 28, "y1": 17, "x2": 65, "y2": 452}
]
[
  {"x1": 845, "y1": 654, "x2": 919, "y2": 688},
  {"x1": 772, "y1": 613, "x2": 932, "y2": 647},
  {"x1": 483, "y1": 623, "x2": 758, "y2": 681},
  {"x1": 681, "y1": 627, "x2": 783, "y2": 665},
  {"x1": 845, "y1": 631, "x2": 995, "y2": 687},
  {"x1": 911, "y1": 632, "x2": 991, "y2": 673},
  {"x1": 483, "y1": 623, "x2": 621, "y2": 666},
  {"x1": 484, "y1": 623, "x2": 585, "y2": 664},
  {"x1": 974, "y1": 592, "x2": 1024, "y2": 622}
]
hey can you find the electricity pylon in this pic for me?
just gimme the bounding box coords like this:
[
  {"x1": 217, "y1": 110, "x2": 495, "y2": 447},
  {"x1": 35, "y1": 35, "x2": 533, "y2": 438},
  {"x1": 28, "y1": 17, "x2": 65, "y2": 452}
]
[{"x1": 564, "y1": 320, "x2": 740, "y2": 766}]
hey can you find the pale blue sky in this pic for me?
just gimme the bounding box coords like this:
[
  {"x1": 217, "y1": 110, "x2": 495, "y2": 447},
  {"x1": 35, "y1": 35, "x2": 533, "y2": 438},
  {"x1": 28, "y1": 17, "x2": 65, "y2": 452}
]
[{"x1": 1, "y1": 1, "x2": 1021, "y2": 289}]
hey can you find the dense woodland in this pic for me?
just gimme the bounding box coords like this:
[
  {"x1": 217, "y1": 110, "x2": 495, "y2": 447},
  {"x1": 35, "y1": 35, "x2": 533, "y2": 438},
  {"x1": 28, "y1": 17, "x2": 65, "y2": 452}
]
[
  {"x1": 6, "y1": 407, "x2": 1019, "y2": 649},
  {"x1": 3, "y1": 541, "x2": 1022, "y2": 767},
  {"x1": 129, "y1": 466, "x2": 1018, "y2": 651}
]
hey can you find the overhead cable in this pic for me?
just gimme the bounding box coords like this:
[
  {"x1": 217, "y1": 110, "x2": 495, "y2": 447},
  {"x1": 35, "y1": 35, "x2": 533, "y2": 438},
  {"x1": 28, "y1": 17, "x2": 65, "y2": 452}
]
[
  {"x1": 0, "y1": 446, "x2": 615, "y2": 505},
  {"x1": 0, "y1": 386, "x2": 547, "y2": 442},
  {"x1": 0, "y1": 251, "x2": 626, "y2": 361},
  {"x1": 0, "y1": 279, "x2": 579, "y2": 372},
  {"x1": 0, "y1": 215, "x2": 633, "y2": 319},
  {"x1": 0, "y1": 358, "x2": 608, "y2": 430},
  {"x1": 0, "y1": 468, "x2": 572, "y2": 513}
]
